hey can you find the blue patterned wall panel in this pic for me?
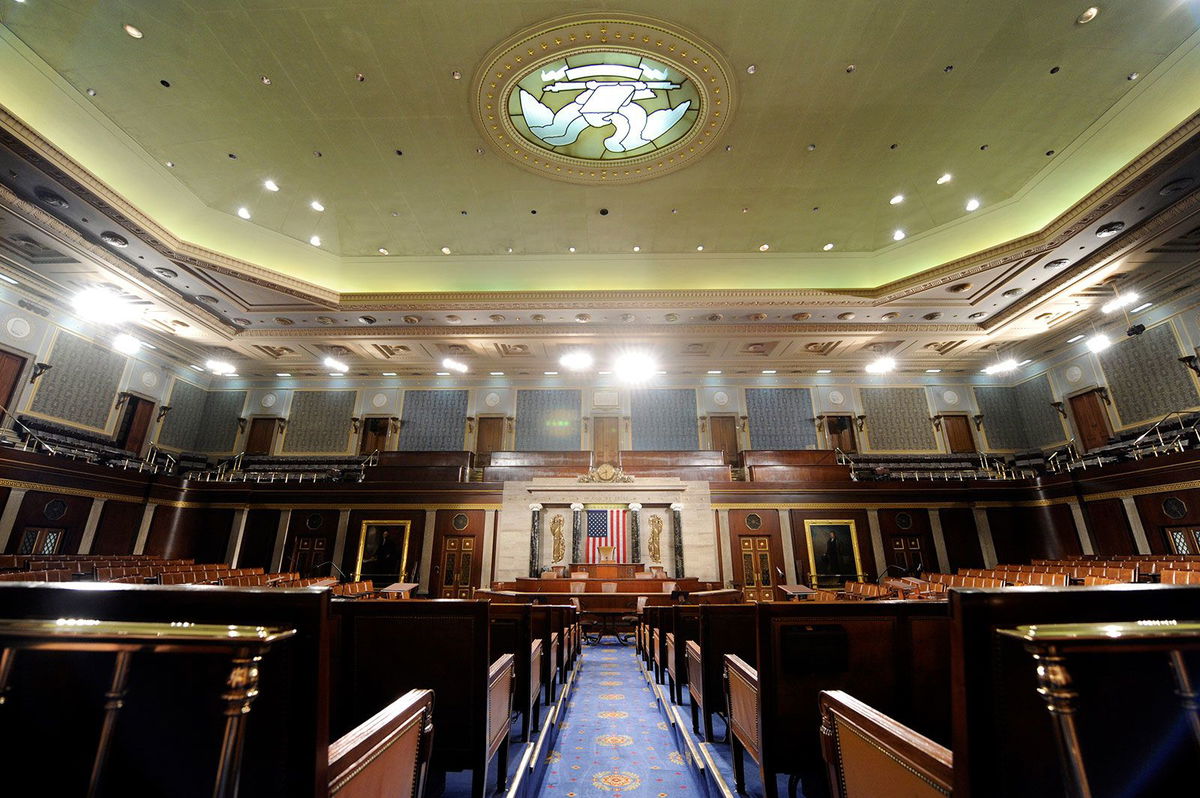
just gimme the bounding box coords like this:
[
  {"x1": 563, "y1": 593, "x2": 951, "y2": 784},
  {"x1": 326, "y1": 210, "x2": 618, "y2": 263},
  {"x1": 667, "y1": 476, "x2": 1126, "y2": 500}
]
[
  {"x1": 158, "y1": 379, "x2": 205, "y2": 450},
  {"x1": 282, "y1": 391, "x2": 356, "y2": 453},
  {"x1": 1100, "y1": 322, "x2": 1200, "y2": 426},
  {"x1": 860, "y1": 387, "x2": 937, "y2": 451},
  {"x1": 746, "y1": 388, "x2": 817, "y2": 449},
  {"x1": 974, "y1": 386, "x2": 1024, "y2": 450},
  {"x1": 195, "y1": 391, "x2": 247, "y2": 453},
  {"x1": 398, "y1": 390, "x2": 468, "y2": 451},
  {"x1": 516, "y1": 389, "x2": 581, "y2": 450},
  {"x1": 28, "y1": 332, "x2": 124, "y2": 430},
  {"x1": 630, "y1": 389, "x2": 698, "y2": 450},
  {"x1": 1014, "y1": 375, "x2": 1067, "y2": 449}
]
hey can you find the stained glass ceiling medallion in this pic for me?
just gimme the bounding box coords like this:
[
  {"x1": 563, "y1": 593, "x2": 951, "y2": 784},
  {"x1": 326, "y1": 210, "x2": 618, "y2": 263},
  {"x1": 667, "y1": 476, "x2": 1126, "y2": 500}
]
[{"x1": 473, "y1": 14, "x2": 735, "y2": 184}]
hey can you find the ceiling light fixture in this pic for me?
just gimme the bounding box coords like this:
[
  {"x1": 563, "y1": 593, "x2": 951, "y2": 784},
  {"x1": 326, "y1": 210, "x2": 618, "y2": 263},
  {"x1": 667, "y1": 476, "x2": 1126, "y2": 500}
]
[
  {"x1": 71, "y1": 287, "x2": 138, "y2": 324},
  {"x1": 189, "y1": 364, "x2": 204, "y2": 372},
  {"x1": 490, "y1": 372, "x2": 505, "y2": 376},
  {"x1": 1130, "y1": 302, "x2": 1153, "y2": 313},
  {"x1": 696, "y1": 245, "x2": 704, "y2": 251},
  {"x1": 328, "y1": 372, "x2": 344, "y2": 377},
  {"x1": 759, "y1": 243, "x2": 770, "y2": 251},
  {"x1": 889, "y1": 194, "x2": 904, "y2": 205},
  {"x1": 823, "y1": 243, "x2": 834, "y2": 251},
  {"x1": 542, "y1": 370, "x2": 560, "y2": 376},
  {"x1": 206, "y1": 359, "x2": 235, "y2": 375},
  {"x1": 0, "y1": 274, "x2": 18, "y2": 285},
  {"x1": 937, "y1": 173, "x2": 952, "y2": 184},
  {"x1": 263, "y1": 179, "x2": 279, "y2": 192},
  {"x1": 441, "y1": 358, "x2": 469, "y2": 373},
  {"x1": 761, "y1": 369, "x2": 777, "y2": 375},
  {"x1": 436, "y1": 372, "x2": 450, "y2": 376},
  {"x1": 165, "y1": 161, "x2": 174, "y2": 168},
  {"x1": 260, "y1": 75, "x2": 272, "y2": 85},
  {"x1": 613, "y1": 351, "x2": 659, "y2": 383},
  {"x1": 1101, "y1": 292, "x2": 1140, "y2": 313},
  {"x1": 1067, "y1": 334, "x2": 1086, "y2": 343},
  {"x1": 275, "y1": 373, "x2": 291, "y2": 377},
  {"x1": 925, "y1": 369, "x2": 942, "y2": 373},
  {"x1": 441, "y1": 246, "x2": 451, "y2": 255},
  {"x1": 707, "y1": 370, "x2": 722, "y2": 375},
  {"x1": 865, "y1": 356, "x2": 896, "y2": 374},
  {"x1": 310, "y1": 200, "x2": 324, "y2": 212},
  {"x1": 568, "y1": 247, "x2": 576, "y2": 253},
  {"x1": 632, "y1": 246, "x2": 641, "y2": 252},
  {"x1": 983, "y1": 358, "x2": 1019, "y2": 375},
  {"x1": 893, "y1": 230, "x2": 906, "y2": 241},
  {"x1": 816, "y1": 369, "x2": 832, "y2": 374},
  {"x1": 559, "y1": 351, "x2": 595, "y2": 371},
  {"x1": 112, "y1": 333, "x2": 142, "y2": 355},
  {"x1": 378, "y1": 248, "x2": 389, "y2": 255},
  {"x1": 1076, "y1": 6, "x2": 1099, "y2": 24},
  {"x1": 965, "y1": 198, "x2": 981, "y2": 212},
  {"x1": 237, "y1": 207, "x2": 251, "y2": 220},
  {"x1": 309, "y1": 235, "x2": 321, "y2": 246},
  {"x1": 1086, "y1": 334, "x2": 1112, "y2": 353},
  {"x1": 323, "y1": 356, "x2": 348, "y2": 372},
  {"x1": 123, "y1": 24, "x2": 143, "y2": 39}
]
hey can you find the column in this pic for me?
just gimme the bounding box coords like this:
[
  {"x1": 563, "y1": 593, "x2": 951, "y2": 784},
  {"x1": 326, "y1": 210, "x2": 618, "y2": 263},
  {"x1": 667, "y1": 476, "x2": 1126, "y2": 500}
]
[
  {"x1": 418, "y1": 511, "x2": 437, "y2": 593},
  {"x1": 0, "y1": 488, "x2": 28, "y2": 552},
  {"x1": 1066, "y1": 501, "x2": 1094, "y2": 555},
  {"x1": 716, "y1": 509, "x2": 734, "y2": 587},
  {"x1": 483, "y1": 509, "x2": 498, "y2": 585},
  {"x1": 778, "y1": 510, "x2": 798, "y2": 584},
  {"x1": 865, "y1": 509, "x2": 888, "y2": 578},
  {"x1": 927, "y1": 509, "x2": 950, "y2": 573},
  {"x1": 528, "y1": 503, "x2": 543, "y2": 577},
  {"x1": 78, "y1": 498, "x2": 107, "y2": 555},
  {"x1": 224, "y1": 508, "x2": 249, "y2": 567},
  {"x1": 132, "y1": 504, "x2": 157, "y2": 555},
  {"x1": 972, "y1": 507, "x2": 998, "y2": 568},
  {"x1": 628, "y1": 503, "x2": 642, "y2": 563},
  {"x1": 571, "y1": 503, "x2": 584, "y2": 563},
  {"x1": 270, "y1": 509, "x2": 292, "y2": 573},
  {"x1": 329, "y1": 510, "x2": 351, "y2": 579},
  {"x1": 1121, "y1": 497, "x2": 1152, "y2": 554},
  {"x1": 670, "y1": 502, "x2": 685, "y2": 578}
]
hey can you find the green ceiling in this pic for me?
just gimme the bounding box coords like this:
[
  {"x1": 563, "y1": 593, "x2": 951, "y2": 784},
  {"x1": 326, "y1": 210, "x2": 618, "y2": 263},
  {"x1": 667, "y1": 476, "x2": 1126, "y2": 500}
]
[{"x1": 2, "y1": 1, "x2": 1200, "y2": 294}]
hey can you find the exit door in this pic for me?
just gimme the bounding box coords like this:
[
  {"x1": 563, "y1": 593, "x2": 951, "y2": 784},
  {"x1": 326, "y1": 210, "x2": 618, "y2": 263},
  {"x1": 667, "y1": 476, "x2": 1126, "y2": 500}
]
[{"x1": 737, "y1": 535, "x2": 776, "y2": 601}]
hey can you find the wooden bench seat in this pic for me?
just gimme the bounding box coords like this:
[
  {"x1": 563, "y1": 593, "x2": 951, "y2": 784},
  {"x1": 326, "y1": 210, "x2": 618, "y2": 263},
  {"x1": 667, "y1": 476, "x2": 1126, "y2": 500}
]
[
  {"x1": 328, "y1": 689, "x2": 434, "y2": 798},
  {"x1": 488, "y1": 603, "x2": 543, "y2": 742},
  {"x1": 686, "y1": 604, "x2": 756, "y2": 741}
]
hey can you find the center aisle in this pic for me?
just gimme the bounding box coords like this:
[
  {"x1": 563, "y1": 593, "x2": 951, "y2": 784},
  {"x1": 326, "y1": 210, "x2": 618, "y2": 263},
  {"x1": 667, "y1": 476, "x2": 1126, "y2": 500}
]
[{"x1": 542, "y1": 641, "x2": 694, "y2": 798}]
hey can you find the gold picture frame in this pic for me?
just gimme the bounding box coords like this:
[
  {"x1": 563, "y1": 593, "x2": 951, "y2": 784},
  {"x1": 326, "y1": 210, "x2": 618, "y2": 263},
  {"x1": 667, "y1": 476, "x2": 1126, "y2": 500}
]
[
  {"x1": 353, "y1": 520, "x2": 412, "y2": 582},
  {"x1": 802, "y1": 519, "x2": 864, "y2": 589}
]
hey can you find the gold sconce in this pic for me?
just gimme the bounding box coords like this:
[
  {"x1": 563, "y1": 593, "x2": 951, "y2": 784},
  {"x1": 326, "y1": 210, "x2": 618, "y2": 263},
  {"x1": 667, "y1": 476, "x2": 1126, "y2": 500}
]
[
  {"x1": 972, "y1": 414, "x2": 984, "y2": 431},
  {"x1": 114, "y1": 391, "x2": 131, "y2": 410},
  {"x1": 505, "y1": 415, "x2": 515, "y2": 432},
  {"x1": 1179, "y1": 355, "x2": 1200, "y2": 375},
  {"x1": 388, "y1": 416, "x2": 401, "y2": 434},
  {"x1": 157, "y1": 405, "x2": 172, "y2": 422},
  {"x1": 351, "y1": 416, "x2": 362, "y2": 433},
  {"x1": 465, "y1": 416, "x2": 475, "y2": 434},
  {"x1": 855, "y1": 415, "x2": 867, "y2": 432},
  {"x1": 1096, "y1": 387, "x2": 1111, "y2": 406},
  {"x1": 699, "y1": 416, "x2": 707, "y2": 433},
  {"x1": 815, "y1": 414, "x2": 827, "y2": 432},
  {"x1": 29, "y1": 362, "x2": 52, "y2": 384},
  {"x1": 276, "y1": 418, "x2": 288, "y2": 432},
  {"x1": 930, "y1": 415, "x2": 943, "y2": 431},
  {"x1": 1050, "y1": 402, "x2": 1067, "y2": 418},
  {"x1": 738, "y1": 415, "x2": 748, "y2": 432},
  {"x1": 237, "y1": 416, "x2": 248, "y2": 432}
]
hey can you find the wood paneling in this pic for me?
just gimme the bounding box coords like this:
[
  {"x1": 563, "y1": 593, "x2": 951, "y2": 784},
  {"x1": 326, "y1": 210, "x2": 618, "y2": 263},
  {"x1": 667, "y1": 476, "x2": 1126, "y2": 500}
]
[
  {"x1": 1083, "y1": 498, "x2": 1137, "y2": 555},
  {"x1": 245, "y1": 417, "x2": 275, "y2": 455},
  {"x1": 728, "y1": 509, "x2": 784, "y2": 600},
  {"x1": 358, "y1": 417, "x2": 389, "y2": 454},
  {"x1": 0, "y1": 348, "x2": 27, "y2": 411},
  {"x1": 238, "y1": 508, "x2": 281, "y2": 570},
  {"x1": 987, "y1": 504, "x2": 1080, "y2": 564},
  {"x1": 788, "y1": 508, "x2": 875, "y2": 584},
  {"x1": 709, "y1": 415, "x2": 739, "y2": 465},
  {"x1": 90, "y1": 500, "x2": 145, "y2": 555},
  {"x1": 877, "y1": 508, "x2": 934, "y2": 574},
  {"x1": 942, "y1": 415, "x2": 975, "y2": 453},
  {"x1": 1069, "y1": 389, "x2": 1112, "y2": 453},
  {"x1": 6, "y1": 491, "x2": 92, "y2": 554},
  {"x1": 285, "y1": 509, "x2": 339, "y2": 576},
  {"x1": 431, "y1": 509, "x2": 485, "y2": 597},
  {"x1": 143, "y1": 506, "x2": 233, "y2": 562},
  {"x1": 116, "y1": 395, "x2": 155, "y2": 456},
  {"x1": 1133, "y1": 487, "x2": 1200, "y2": 554},
  {"x1": 938, "y1": 507, "x2": 983, "y2": 571},
  {"x1": 475, "y1": 416, "x2": 505, "y2": 460},
  {"x1": 825, "y1": 414, "x2": 857, "y2": 452},
  {"x1": 593, "y1": 416, "x2": 620, "y2": 465}
]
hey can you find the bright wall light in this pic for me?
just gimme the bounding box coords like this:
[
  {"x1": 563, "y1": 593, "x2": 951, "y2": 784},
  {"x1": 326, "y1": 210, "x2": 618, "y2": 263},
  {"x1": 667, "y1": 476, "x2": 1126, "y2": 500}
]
[
  {"x1": 865, "y1": 356, "x2": 896, "y2": 374},
  {"x1": 205, "y1": 359, "x2": 235, "y2": 375},
  {"x1": 1100, "y1": 292, "x2": 1140, "y2": 314},
  {"x1": 72, "y1": 287, "x2": 138, "y2": 324},
  {"x1": 982, "y1": 358, "x2": 1019, "y2": 375},
  {"x1": 1086, "y1": 334, "x2": 1112, "y2": 353},
  {"x1": 441, "y1": 357, "x2": 469, "y2": 373},
  {"x1": 323, "y1": 356, "x2": 348, "y2": 372},
  {"x1": 613, "y1": 351, "x2": 658, "y2": 383},
  {"x1": 559, "y1": 351, "x2": 594, "y2": 371},
  {"x1": 112, "y1": 333, "x2": 142, "y2": 355}
]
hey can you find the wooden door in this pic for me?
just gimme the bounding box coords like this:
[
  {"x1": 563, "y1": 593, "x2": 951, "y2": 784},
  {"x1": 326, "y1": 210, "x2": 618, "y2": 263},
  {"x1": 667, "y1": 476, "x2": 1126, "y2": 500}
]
[
  {"x1": 593, "y1": 416, "x2": 620, "y2": 465},
  {"x1": 826, "y1": 415, "x2": 857, "y2": 452},
  {"x1": 885, "y1": 534, "x2": 930, "y2": 574},
  {"x1": 1069, "y1": 390, "x2": 1111, "y2": 452},
  {"x1": 475, "y1": 416, "x2": 505, "y2": 460},
  {"x1": 117, "y1": 396, "x2": 155, "y2": 456},
  {"x1": 737, "y1": 535, "x2": 777, "y2": 601},
  {"x1": 943, "y1": 415, "x2": 976, "y2": 453},
  {"x1": 358, "y1": 417, "x2": 390, "y2": 453},
  {"x1": 709, "y1": 415, "x2": 739, "y2": 464},
  {"x1": 0, "y1": 349, "x2": 26, "y2": 415},
  {"x1": 435, "y1": 534, "x2": 476, "y2": 598},
  {"x1": 287, "y1": 535, "x2": 328, "y2": 575},
  {"x1": 245, "y1": 417, "x2": 276, "y2": 455}
]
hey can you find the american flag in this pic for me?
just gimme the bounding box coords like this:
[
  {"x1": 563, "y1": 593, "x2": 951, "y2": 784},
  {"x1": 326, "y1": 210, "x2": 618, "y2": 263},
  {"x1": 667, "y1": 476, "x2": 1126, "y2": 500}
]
[{"x1": 586, "y1": 507, "x2": 627, "y2": 563}]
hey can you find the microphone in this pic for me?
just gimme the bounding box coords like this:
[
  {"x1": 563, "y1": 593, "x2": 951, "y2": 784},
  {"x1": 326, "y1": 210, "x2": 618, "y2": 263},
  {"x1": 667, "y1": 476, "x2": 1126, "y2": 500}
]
[{"x1": 310, "y1": 561, "x2": 349, "y2": 581}]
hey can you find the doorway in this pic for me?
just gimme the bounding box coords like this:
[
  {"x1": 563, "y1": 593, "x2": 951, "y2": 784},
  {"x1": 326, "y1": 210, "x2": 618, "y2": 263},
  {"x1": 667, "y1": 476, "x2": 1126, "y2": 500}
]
[
  {"x1": 245, "y1": 417, "x2": 277, "y2": 455},
  {"x1": 593, "y1": 416, "x2": 620, "y2": 465},
  {"x1": 434, "y1": 534, "x2": 476, "y2": 598},
  {"x1": 475, "y1": 416, "x2": 506, "y2": 461},
  {"x1": 825, "y1": 415, "x2": 857, "y2": 452},
  {"x1": 358, "y1": 417, "x2": 390, "y2": 454},
  {"x1": 0, "y1": 349, "x2": 27, "y2": 421},
  {"x1": 885, "y1": 534, "x2": 931, "y2": 574},
  {"x1": 116, "y1": 394, "x2": 155, "y2": 456},
  {"x1": 736, "y1": 535, "x2": 779, "y2": 601},
  {"x1": 1069, "y1": 389, "x2": 1112, "y2": 453},
  {"x1": 287, "y1": 534, "x2": 329, "y2": 575},
  {"x1": 709, "y1": 415, "x2": 739, "y2": 464},
  {"x1": 942, "y1": 415, "x2": 976, "y2": 453}
]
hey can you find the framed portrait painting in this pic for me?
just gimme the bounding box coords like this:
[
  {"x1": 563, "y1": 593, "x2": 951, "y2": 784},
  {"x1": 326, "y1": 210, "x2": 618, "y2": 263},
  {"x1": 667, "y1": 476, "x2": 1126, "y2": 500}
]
[
  {"x1": 802, "y1": 519, "x2": 864, "y2": 588},
  {"x1": 354, "y1": 520, "x2": 413, "y2": 583}
]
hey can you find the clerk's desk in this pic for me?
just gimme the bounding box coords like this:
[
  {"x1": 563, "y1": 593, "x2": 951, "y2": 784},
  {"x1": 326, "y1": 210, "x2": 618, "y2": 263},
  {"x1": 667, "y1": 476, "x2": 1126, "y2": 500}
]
[{"x1": 508, "y1": 576, "x2": 704, "y2": 593}]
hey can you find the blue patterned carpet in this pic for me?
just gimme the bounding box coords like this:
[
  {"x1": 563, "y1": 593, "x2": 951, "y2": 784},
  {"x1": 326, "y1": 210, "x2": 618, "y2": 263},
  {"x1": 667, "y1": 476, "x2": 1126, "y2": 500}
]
[{"x1": 543, "y1": 642, "x2": 697, "y2": 798}]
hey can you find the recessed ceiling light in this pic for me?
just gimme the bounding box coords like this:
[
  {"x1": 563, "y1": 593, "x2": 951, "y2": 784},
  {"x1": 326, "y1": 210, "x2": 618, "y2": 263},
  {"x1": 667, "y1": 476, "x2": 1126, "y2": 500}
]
[
  {"x1": 707, "y1": 370, "x2": 722, "y2": 375},
  {"x1": 816, "y1": 369, "x2": 833, "y2": 374},
  {"x1": 937, "y1": 173, "x2": 952, "y2": 185},
  {"x1": 164, "y1": 160, "x2": 174, "y2": 168},
  {"x1": 86, "y1": 87, "x2": 97, "y2": 96},
  {"x1": 0, "y1": 274, "x2": 18, "y2": 285},
  {"x1": 441, "y1": 246, "x2": 451, "y2": 255},
  {"x1": 822, "y1": 243, "x2": 834, "y2": 251},
  {"x1": 435, "y1": 372, "x2": 450, "y2": 376},
  {"x1": 237, "y1": 207, "x2": 251, "y2": 220},
  {"x1": 1086, "y1": 334, "x2": 1112, "y2": 353},
  {"x1": 1101, "y1": 292, "x2": 1139, "y2": 313},
  {"x1": 965, "y1": 198, "x2": 981, "y2": 212},
  {"x1": 382, "y1": 372, "x2": 397, "y2": 376},
  {"x1": 746, "y1": 64, "x2": 757, "y2": 74},
  {"x1": 1077, "y1": 6, "x2": 1099, "y2": 24},
  {"x1": 568, "y1": 246, "x2": 576, "y2": 253},
  {"x1": 983, "y1": 359, "x2": 1019, "y2": 375},
  {"x1": 206, "y1": 359, "x2": 235, "y2": 375},
  {"x1": 377, "y1": 248, "x2": 389, "y2": 255},
  {"x1": 1130, "y1": 302, "x2": 1153, "y2": 313},
  {"x1": 310, "y1": 200, "x2": 324, "y2": 212},
  {"x1": 506, "y1": 247, "x2": 513, "y2": 253},
  {"x1": 490, "y1": 371, "x2": 505, "y2": 376},
  {"x1": 310, "y1": 235, "x2": 321, "y2": 246},
  {"x1": 322, "y1": 356, "x2": 348, "y2": 372},
  {"x1": 72, "y1": 287, "x2": 138, "y2": 324},
  {"x1": 759, "y1": 243, "x2": 770, "y2": 251},
  {"x1": 189, "y1": 364, "x2": 205, "y2": 372},
  {"x1": 761, "y1": 369, "x2": 777, "y2": 375},
  {"x1": 1067, "y1": 334, "x2": 1086, "y2": 343},
  {"x1": 123, "y1": 24, "x2": 143, "y2": 39},
  {"x1": 451, "y1": 70, "x2": 462, "y2": 80},
  {"x1": 260, "y1": 75, "x2": 272, "y2": 85},
  {"x1": 1127, "y1": 72, "x2": 1140, "y2": 81},
  {"x1": 112, "y1": 333, "x2": 142, "y2": 355},
  {"x1": 925, "y1": 369, "x2": 942, "y2": 373},
  {"x1": 889, "y1": 194, "x2": 904, "y2": 205},
  {"x1": 263, "y1": 179, "x2": 279, "y2": 192},
  {"x1": 865, "y1": 356, "x2": 897, "y2": 374},
  {"x1": 893, "y1": 229, "x2": 906, "y2": 241},
  {"x1": 328, "y1": 372, "x2": 345, "y2": 377},
  {"x1": 543, "y1": 371, "x2": 559, "y2": 376},
  {"x1": 560, "y1": 351, "x2": 595, "y2": 371},
  {"x1": 441, "y1": 358, "x2": 469, "y2": 373},
  {"x1": 696, "y1": 245, "x2": 704, "y2": 251},
  {"x1": 632, "y1": 245, "x2": 641, "y2": 252},
  {"x1": 614, "y1": 352, "x2": 658, "y2": 383},
  {"x1": 275, "y1": 372, "x2": 291, "y2": 377}
]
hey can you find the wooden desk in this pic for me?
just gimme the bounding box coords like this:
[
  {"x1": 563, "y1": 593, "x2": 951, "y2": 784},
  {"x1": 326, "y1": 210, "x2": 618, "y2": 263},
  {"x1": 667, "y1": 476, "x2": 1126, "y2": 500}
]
[
  {"x1": 569, "y1": 563, "x2": 645, "y2": 579},
  {"x1": 580, "y1": 608, "x2": 635, "y2": 645},
  {"x1": 512, "y1": 577, "x2": 702, "y2": 593}
]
